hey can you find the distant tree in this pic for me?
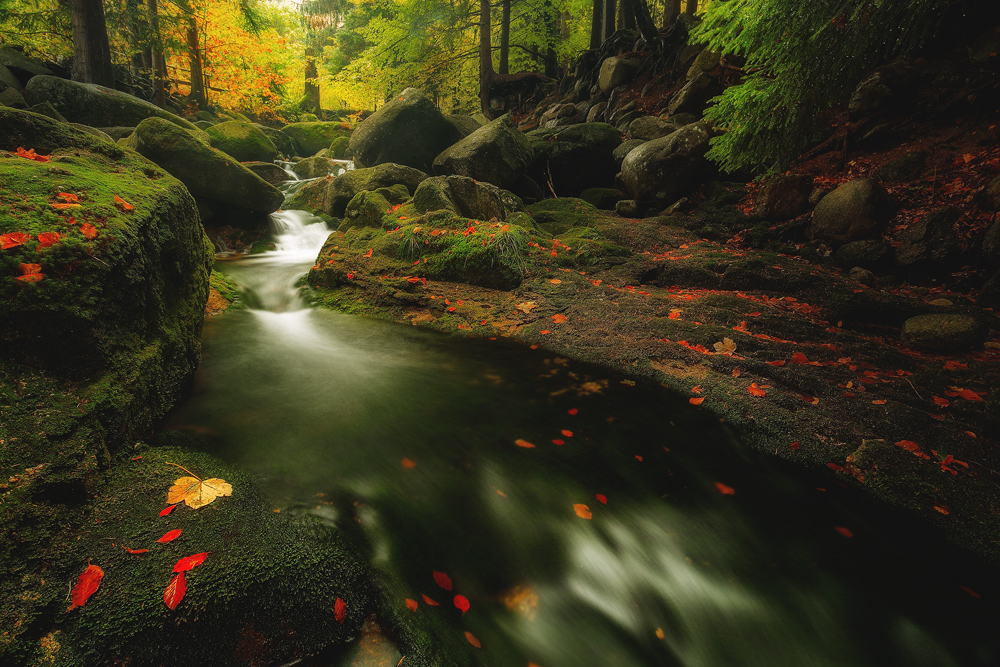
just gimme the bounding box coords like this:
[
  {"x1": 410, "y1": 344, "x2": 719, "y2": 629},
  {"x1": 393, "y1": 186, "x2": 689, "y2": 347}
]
[{"x1": 693, "y1": 0, "x2": 942, "y2": 174}]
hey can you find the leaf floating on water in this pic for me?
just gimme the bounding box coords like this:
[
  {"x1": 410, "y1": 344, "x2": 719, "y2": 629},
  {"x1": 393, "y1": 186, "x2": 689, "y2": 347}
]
[
  {"x1": 67, "y1": 564, "x2": 104, "y2": 612},
  {"x1": 433, "y1": 570, "x2": 453, "y2": 591},
  {"x1": 421, "y1": 594, "x2": 440, "y2": 606},
  {"x1": 335, "y1": 597, "x2": 346, "y2": 623},
  {"x1": 164, "y1": 572, "x2": 186, "y2": 610},
  {"x1": 454, "y1": 594, "x2": 470, "y2": 614},
  {"x1": 166, "y1": 466, "x2": 232, "y2": 509},
  {"x1": 714, "y1": 482, "x2": 735, "y2": 495},
  {"x1": 405, "y1": 598, "x2": 418, "y2": 612},
  {"x1": 514, "y1": 439, "x2": 536, "y2": 449},
  {"x1": 173, "y1": 552, "x2": 209, "y2": 573},
  {"x1": 573, "y1": 504, "x2": 592, "y2": 519},
  {"x1": 464, "y1": 631, "x2": 481, "y2": 648},
  {"x1": 157, "y1": 529, "x2": 182, "y2": 543}
]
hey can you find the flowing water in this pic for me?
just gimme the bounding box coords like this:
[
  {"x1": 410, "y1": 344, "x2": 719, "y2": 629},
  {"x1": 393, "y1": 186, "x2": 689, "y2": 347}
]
[{"x1": 164, "y1": 185, "x2": 1000, "y2": 666}]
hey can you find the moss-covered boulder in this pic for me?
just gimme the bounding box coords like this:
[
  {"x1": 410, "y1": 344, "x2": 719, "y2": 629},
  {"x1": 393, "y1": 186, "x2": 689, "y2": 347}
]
[
  {"x1": 243, "y1": 161, "x2": 289, "y2": 186},
  {"x1": 285, "y1": 177, "x2": 329, "y2": 215},
  {"x1": 810, "y1": 178, "x2": 898, "y2": 245},
  {"x1": 0, "y1": 46, "x2": 52, "y2": 86},
  {"x1": 901, "y1": 314, "x2": 989, "y2": 352},
  {"x1": 527, "y1": 197, "x2": 603, "y2": 235},
  {"x1": 124, "y1": 117, "x2": 284, "y2": 215},
  {"x1": 348, "y1": 88, "x2": 464, "y2": 172},
  {"x1": 24, "y1": 75, "x2": 197, "y2": 131},
  {"x1": 293, "y1": 156, "x2": 341, "y2": 179},
  {"x1": 526, "y1": 122, "x2": 622, "y2": 197},
  {"x1": 341, "y1": 190, "x2": 393, "y2": 230},
  {"x1": 413, "y1": 175, "x2": 524, "y2": 222},
  {"x1": 329, "y1": 135, "x2": 350, "y2": 158},
  {"x1": 620, "y1": 122, "x2": 714, "y2": 204},
  {"x1": 281, "y1": 121, "x2": 352, "y2": 156},
  {"x1": 205, "y1": 120, "x2": 278, "y2": 162},
  {"x1": 324, "y1": 163, "x2": 428, "y2": 217},
  {"x1": 255, "y1": 124, "x2": 295, "y2": 158},
  {"x1": 432, "y1": 113, "x2": 532, "y2": 190}
]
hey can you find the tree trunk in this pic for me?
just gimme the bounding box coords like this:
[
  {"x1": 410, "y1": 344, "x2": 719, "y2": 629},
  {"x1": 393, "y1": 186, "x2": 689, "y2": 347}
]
[
  {"x1": 630, "y1": 0, "x2": 659, "y2": 44},
  {"x1": 479, "y1": 0, "x2": 494, "y2": 118},
  {"x1": 602, "y1": 0, "x2": 615, "y2": 42},
  {"x1": 186, "y1": 17, "x2": 207, "y2": 110},
  {"x1": 662, "y1": 0, "x2": 680, "y2": 27},
  {"x1": 499, "y1": 0, "x2": 511, "y2": 74},
  {"x1": 543, "y1": 0, "x2": 558, "y2": 79},
  {"x1": 148, "y1": 0, "x2": 166, "y2": 107},
  {"x1": 70, "y1": 0, "x2": 115, "y2": 86},
  {"x1": 684, "y1": 0, "x2": 697, "y2": 15},
  {"x1": 618, "y1": 0, "x2": 635, "y2": 31},
  {"x1": 590, "y1": 0, "x2": 603, "y2": 49},
  {"x1": 303, "y1": 46, "x2": 321, "y2": 113}
]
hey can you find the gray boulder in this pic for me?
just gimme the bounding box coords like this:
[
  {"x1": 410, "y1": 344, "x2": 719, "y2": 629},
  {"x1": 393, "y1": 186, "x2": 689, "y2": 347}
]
[
  {"x1": 1, "y1": 63, "x2": 22, "y2": 92},
  {"x1": 0, "y1": 86, "x2": 27, "y2": 108},
  {"x1": 894, "y1": 207, "x2": 962, "y2": 272},
  {"x1": 979, "y1": 270, "x2": 1000, "y2": 309},
  {"x1": 613, "y1": 139, "x2": 646, "y2": 168},
  {"x1": 835, "y1": 239, "x2": 892, "y2": 271},
  {"x1": 256, "y1": 124, "x2": 296, "y2": 158},
  {"x1": 293, "y1": 156, "x2": 340, "y2": 179},
  {"x1": 686, "y1": 49, "x2": 720, "y2": 81},
  {"x1": 347, "y1": 88, "x2": 464, "y2": 171},
  {"x1": 0, "y1": 47, "x2": 52, "y2": 86},
  {"x1": 598, "y1": 57, "x2": 640, "y2": 94},
  {"x1": 620, "y1": 122, "x2": 714, "y2": 203},
  {"x1": 877, "y1": 151, "x2": 927, "y2": 182},
  {"x1": 810, "y1": 178, "x2": 897, "y2": 245},
  {"x1": 902, "y1": 314, "x2": 988, "y2": 352},
  {"x1": 526, "y1": 122, "x2": 622, "y2": 197},
  {"x1": 627, "y1": 116, "x2": 680, "y2": 141},
  {"x1": 124, "y1": 117, "x2": 283, "y2": 215},
  {"x1": 412, "y1": 175, "x2": 523, "y2": 222},
  {"x1": 244, "y1": 161, "x2": 290, "y2": 186},
  {"x1": 432, "y1": 113, "x2": 533, "y2": 190},
  {"x1": 323, "y1": 163, "x2": 428, "y2": 217},
  {"x1": 205, "y1": 120, "x2": 277, "y2": 162},
  {"x1": 24, "y1": 75, "x2": 196, "y2": 130},
  {"x1": 667, "y1": 73, "x2": 719, "y2": 117},
  {"x1": 446, "y1": 113, "x2": 484, "y2": 137}
]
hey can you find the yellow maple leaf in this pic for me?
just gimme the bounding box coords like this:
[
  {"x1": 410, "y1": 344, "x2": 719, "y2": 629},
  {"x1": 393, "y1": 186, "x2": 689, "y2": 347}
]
[
  {"x1": 515, "y1": 301, "x2": 537, "y2": 313},
  {"x1": 713, "y1": 337, "x2": 736, "y2": 355},
  {"x1": 165, "y1": 463, "x2": 232, "y2": 509}
]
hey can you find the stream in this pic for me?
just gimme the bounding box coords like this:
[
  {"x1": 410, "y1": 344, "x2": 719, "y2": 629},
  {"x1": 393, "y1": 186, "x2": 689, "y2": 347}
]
[{"x1": 164, "y1": 179, "x2": 1000, "y2": 666}]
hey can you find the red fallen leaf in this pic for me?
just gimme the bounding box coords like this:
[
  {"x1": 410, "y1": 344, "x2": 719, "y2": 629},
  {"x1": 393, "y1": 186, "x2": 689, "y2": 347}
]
[
  {"x1": 514, "y1": 438, "x2": 536, "y2": 448},
  {"x1": 689, "y1": 397, "x2": 705, "y2": 405},
  {"x1": 433, "y1": 570, "x2": 453, "y2": 591},
  {"x1": 37, "y1": 232, "x2": 61, "y2": 248},
  {"x1": 668, "y1": 310, "x2": 682, "y2": 320},
  {"x1": 67, "y1": 564, "x2": 104, "y2": 611},
  {"x1": 732, "y1": 368, "x2": 742, "y2": 378},
  {"x1": 714, "y1": 482, "x2": 735, "y2": 495},
  {"x1": 791, "y1": 352, "x2": 809, "y2": 364},
  {"x1": 346, "y1": 273, "x2": 354, "y2": 279},
  {"x1": 17, "y1": 146, "x2": 51, "y2": 162},
  {"x1": 958, "y1": 585, "x2": 981, "y2": 599},
  {"x1": 552, "y1": 439, "x2": 565, "y2": 445},
  {"x1": 953, "y1": 388, "x2": 984, "y2": 401},
  {"x1": 454, "y1": 594, "x2": 470, "y2": 614},
  {"x1": 767, "y1": 360, "x2": 786, "y2": 367},
  {"x1": 872, "y1": 399, "x2": 887, "y2": 405},
  {"x1": 160, "y1": 504, "x2": 177, "y2": 517},
  {"x1": 173, "y1": 552, "x2": 209, "y2": 573},
  {"x1": 733, "y1": 321, "x2": 748, "y2": 332},
  {"x1": 401, "y1": 457, "x2": 417, "y2": 468},
  {"x1": 1, "y1": 232, "x2": 30, "y2": 249},
  {"x1": 560, "y1": 429, "x2": 573, "y2": 437},
  {"x1": 635, "y1": 455, "x2": 643, "y2": 462},
  {"x1": 465, "y1": 631, "x2": 482, "y2": 648},
  {"x1": 122, "y1": 546, "x2": 149, "y2": 555},
  {"x1": 422, "y1": 594, "x2": 440, "y2": 606},
  {"x1": 552, "y1": 314, "x2": 567, "y2": 323},
  {"x1": 16, "y1": 263, "x2": 43, "y2": 283},
  {"x1": 157, "y1": 528, "x2": 182, "y2": 543},
  {"x1": 57, "y1": 192, "x2": 79, "y2": 202},
  {"x1": 164, "y1": 572, "x2": 186, "y2": 610},
  {"x1": 596, "y1": 494, "x2": 607, "y2": 504},
  {"x1": 574, "y1": 503, "x2": 593, "y2": 519},
  {"x1": 691, "y1": 385, "x2": 702, "y2": 394},
  {"x1": 790, "y1": 441, "x2": 800, "y2": 450},
  {"x1": 932, "y1": 396, "x2": 950, "y2": 407},
  {"x1": 933, "y1": 505, "x2": 950, "y2": 515},
  {"x1": 834, "y1": 526, "x2": 854, "y2": 538},
  {"x1": 405, "y1": 598, "x2": 418, "y2": 611},
  {"x1": 80, "y1": 223, "x2": 98, "y2": 239},
  {"x1": 943, "y1": 361, "x2": 968, "y2": 371},
  {"x1": 827, "y1": 463, "x2": 846, "y2": 472},
  {"x1": 335, "y1": 597, "x2": 346, "y2": 623},
  {"x1": 567, "y1": 408, "x2": 578, "y2": 415},
  {"x1": 363, "y1": 248, "x2": 373, "y2": 257},
  {"x1": 114, "y1": 194, "x2": 135, "y2": 211},
  {"x1": 448, "y1": 306, "x2": 456, "y2": 312},
  {"x1": 540, "y1": 330, "x2": 551, "y2": 335},
  {"x1": 748, "y1": 383, "x2": 766, "y2": 397}
]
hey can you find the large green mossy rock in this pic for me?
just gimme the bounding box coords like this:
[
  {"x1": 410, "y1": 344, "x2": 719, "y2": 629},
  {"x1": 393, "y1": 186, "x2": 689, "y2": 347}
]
[
  {"x1": 205, "y1": 120, "x2": 278, "y2": 162},
  {"x1": 124, "y1": 117, "x2": 284, "y2": 215},
  {"x1": 323, "y1": 163, "x2": 428, "y2": 217},
  {"x1": 24, "y1": 75, "x2": 197, "y2": 131},
  {"x1": 432, "y1": 113, "x2": 532, "y2": 190},
  {"x1": 412, "y1": 175, "x2": 524, "y2": 222},
  {"x1": 281, "y1": 121, "x2": 352, "y2": 156},
  {"x1": 0, "y1": 47, "x2": 52, "y2": 86},
  {"x1": 527, "y1": 197, "x2": 601, "y2": 235}
]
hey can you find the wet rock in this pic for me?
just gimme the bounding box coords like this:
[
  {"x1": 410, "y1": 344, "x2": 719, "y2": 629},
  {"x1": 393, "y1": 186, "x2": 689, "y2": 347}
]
[
  {"x1": 284, "y1": 178, "x2": 328, "y2": 215},
  {"x1": 620, "y1": 122, "x2": 714, "y2": 204},
  {"x1": 686, "y1": 49, "x2": 720, "y2": 81},
  {"x1": 753, "y1": 173, "x2": 813, "y2": 221},
  {"x1": 244, "y1": 161, "x2": 289, "y2": 186},
  {"x1": 279, "y1": 120, "x2": 351, "y2": 156},
  {"x1": 901, "y1": 314, "x2": 988, "y2": 352},
  {"x1": 323, "y1": 163, "x2": 428, "y2": 217},
  {"x1": 413, "y1": 175, "x2": 523, "y2": 221},
  {"x1": 329, "y1": 135, "x2": 350, "y2": 158},
  {"x1": 124, "y1": 117, "x2": 284, "y2": 215},
  {"x1": 432, "y1": 113, "x2": 533, "y2": 190},
  {"x1": 586, "y1": 101, "x2": 608, "y2": 122},
  {"x1": 667, "y1": 73, "x2": 719, "y2": 117},
  {"x1": 24, "y1": 75, "x2": 196, "y2": 130},
  {"x1": 627, "y1": 116, "x2": 680, "y2": 141},
  {"x1": 835, "y1": 239, "x2": 893, "y2": 271},
  {"x1": 894, "y1": 206, "x2": 962, "y2": 272},
  {"x1": 293, "y1": 156, "x2": 341, "y2": 179},
  {"x1": 877, "y1": 151, "x2": 927, "y2": 182},
  {"x1": 526, "y1": 122, "x2": 622, "y2": 197},
  {"x1": 255, "y1": 124, "x2": 295, "y2": 158},
  {"x1": 810, "y1": 178, "x2": 897, "y2": 245},
  {"x1": 598, "y1": 57, "x2": 640, "y2": 94},
  {"x1": 205, "y1": 120, "x2": 277, "y2": 162},
  {"x1": 348, "y1": 88, "x2": 463, "y2": 171},
  {"x1": 608, "y1": 100, "x2": 637, "y2": 127},
  {"x1": 613, "y1": 139, "x2": 646, "y2": 168}
]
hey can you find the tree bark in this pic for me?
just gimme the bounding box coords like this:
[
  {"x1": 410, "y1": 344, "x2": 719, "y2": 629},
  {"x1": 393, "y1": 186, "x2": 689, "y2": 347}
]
[
  {"x1": 684, "y1": 0, "x2": 697, "y2": 15},
  {"x1": 70, "y1": 0, "x2": 115, "y2": 86},
  {"x1": 148, "y1": 0, "x2": 166, "y2": 107},
  {"x1": 662, "y1": 0, "x2": 680, "y2": 27},
  {"x1": 630, "y1": 0, "x2": 659, "y2": 44},
  {"x1": 479, "y1": 0, "x2": 494, "y2": 118},
  {"x1": 543, "y1": 0, "x2": 558, "y2": 79},
  {"x1": 303, "y1": 46, "x2": 321, "y2": 113},
  {"x1": 499, "y1": 0, "x2": 511, "y2": 74},
  {"x1": 186, "y1": 17, "x2": 207, "y2": 109},
  {"x1": 590, "y1": 0, "x2": 603, "y2": 49},
  {"x1": 601, "y1": 0, "x2": 615, "y2": 42},
  {"x1": 618, "y1": 0, "x2": 635, "y2": 31}
]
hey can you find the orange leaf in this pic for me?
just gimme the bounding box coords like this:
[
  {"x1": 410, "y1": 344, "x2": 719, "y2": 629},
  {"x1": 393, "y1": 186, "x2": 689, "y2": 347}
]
[
  {"x1": 689, "y1": 397, "x2": 705, "y2": 405},
  {"x1": 834, "y1": 526, "x2": 853, "y2": 538},
  {"x1": 549, "y1": 278, "x2": 562, "y2": 284},
  {"x1": 157, "y1": 528, "x2": 182, "y2": 543},
  {"x1": 433, "y1": 570, "x2": 453, "y2": 591},
  {"x1": 67, "y1": 564, "x2": 104, "y2": 611},
  {"x1": 335, "y1": 597, "x2": 346, "y2": 623},
  {"x1": 791, "y1": 352, "x2": 809, "y2": 364},
  {"x1": 871, "y1": 399, "x2": 887, "y2": 405},
  {"x1": 114, "y1": 194, "x2": 135, "y2": 211},
  {"x1": 789, "y1": 441, "x2": 800, "y2": 450},
  {"x1": 691, "y1": 385, "x2": 702, "y2": 394},
  {"x1": 454, "y1": 594, "x2": 470, "y2": 614},
  {"x1": 37, "y1": 232, "x2": 61, "y2": 248},
  {"x1": 748, "y1": 383, "x2": 766, "y2": 397},
  {"x1": 465, "y1": 631, "x2": 482, "y2": 648},
  {"x1": 16, "y1": 146, "x2": 50, "y2": 162},
  {"x1": 122, "y1": 547, "x2": 149, "y2": 555},
  {"x1": 51, "y1": 202, "x2": 81, "y2": 209},
  {"x1": 714, "y1": 482, "x2": 735, "y2": 495},
  {"x1": 655, "y1": 628, "x2": 665, "y2": 639},
  {"x1": 561, "y1": 429, "x2": 573, "y2": 437},
  {"x1": 164, "y1": 572, "x2": 186, "y2": 610},
  {"x1": 733, "y1": 321, "x2": 748, "y2": 332},
  {"x1": 159, "y1": 504, "x2": 177, "y2": 517},
  {"x1": 16, "y1": 263, "x2": 44, "y2": 283},
  {"x1": 943, "y1": 361, "x2": 968, "y2": 371},
  {"x1": 514, "y1": 439, "x2": 536, "y2": 448},
  {"x1": 540, "y1": 330, "x2": 551, "y2": 335},
  {"x1": 932, "y1": 396, "x2": 950, "y2": 407},
  {"x1": 552, "y1": 314, "x2": 567, "y2": 323},
  {"x1": 364, "y1": 248, "x2": 373, "y2": 258},
  {"x1": 173, "y1": 552, "x2": 209, "y2": 573},
  {"x1": 1, "y1": 232, "x2": 30, "y2": 249},
  {"x1": 401, "y1": 457, "x2": 417, "y2": 468},
  {"x1": 421, "y1": 594, "x2": 440, "y2": 606},
  {"x1": 766, "y1": 360, "x2": 786, "y2": 367},
  {"x1": 551, "y1": 439, "x2": 565, "y2": 445},
  {"x1": 933, "y1": 505, "x2": 950, "y2": 515},
  {"x1": 573, "y1": 504, "x2": 592, "y2": 519},
  {"x1": 57, "y1": 192, "x2": 79, "y2": 202},
  {"x1": 732, "y1": 368, "x2": 741, "y2": 378},
  {"x1": 405, "y1": 598, "x2": 418, "y2": 611}
]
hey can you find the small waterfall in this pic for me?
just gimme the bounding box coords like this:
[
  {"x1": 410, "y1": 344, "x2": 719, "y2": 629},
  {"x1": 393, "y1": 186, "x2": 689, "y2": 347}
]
[{"x1": 276, "y1": 160, "x2": 300, "y2": 181}]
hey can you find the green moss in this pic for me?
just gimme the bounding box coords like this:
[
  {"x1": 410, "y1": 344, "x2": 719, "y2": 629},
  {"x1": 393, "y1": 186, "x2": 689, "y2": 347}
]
[
  {"x1": 526, "y1": 197, "x2": 602, "y2": 235},
  {"x1": 205, "y1": 121, "x2": 277, "y2": 162},
  {"x1": 330, "y1": 136, "x2": 350, "y2": 159}
]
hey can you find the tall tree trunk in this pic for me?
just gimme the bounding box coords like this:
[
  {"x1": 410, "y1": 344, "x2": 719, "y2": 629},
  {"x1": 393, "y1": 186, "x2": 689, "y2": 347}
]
[
  {"x1": 618, "y1": 0, "x2": 635, "y2": 31},
  {"x1": 303, "y1": 46, "x2": 321, "y2": 113},
  {"x1": 590, "y1": 0, "x2": 603, "y2": 49},
  {"x1": 601, "y1": 0, "x2": 615, "y2": 42},
  {"x1": 499, "y1": 0, "x2": 511, "y2": 74},
  {"x1": 70, "y1": 0, "x2": 115, "y2": 86},
  {"x1": 684, "y1": 0, "x2": 697, "y2": 15},
  {"x1": 630, "y1": 0, "x2": 659, "y2": 44},
  {"x1": 662, "y1": 0, "x2": 680, "y2": 27},
  {"x1": 186, "y1": 17, "x2": 207, "y2": 109},
  {"x1": 148, "y1": 0, "x2": 166, "y2": 107},
  {"x1": 479, "y1": 0, "x2": 494, "y2": 118}
]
